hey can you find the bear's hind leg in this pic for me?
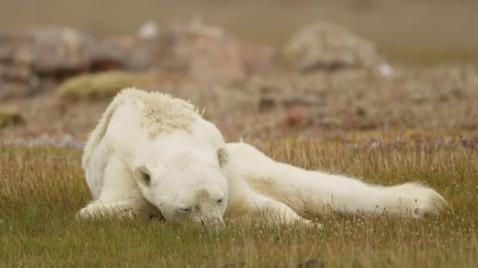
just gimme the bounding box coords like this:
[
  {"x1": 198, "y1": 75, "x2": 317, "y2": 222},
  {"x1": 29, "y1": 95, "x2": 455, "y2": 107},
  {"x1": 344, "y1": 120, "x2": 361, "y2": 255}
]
[{"x1": 249, "y1": 194, "x2": 322, "y2": 228}]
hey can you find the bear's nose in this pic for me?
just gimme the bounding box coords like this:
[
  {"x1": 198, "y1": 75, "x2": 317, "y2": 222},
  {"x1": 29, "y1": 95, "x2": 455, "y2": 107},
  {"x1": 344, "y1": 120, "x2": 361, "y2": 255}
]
[{"x1": 199, "y1": 216, "x2": 225, "y2": 230}]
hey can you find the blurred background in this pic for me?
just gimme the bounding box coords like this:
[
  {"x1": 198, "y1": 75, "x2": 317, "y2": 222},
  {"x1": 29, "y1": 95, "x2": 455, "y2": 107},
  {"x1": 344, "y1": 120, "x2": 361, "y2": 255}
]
[
  {"x1": 1, "y1": 0, "x2": 477, "y2": 147},
  {"x1": 2, "y1": 0, "x2": 478, "y2": 64}
]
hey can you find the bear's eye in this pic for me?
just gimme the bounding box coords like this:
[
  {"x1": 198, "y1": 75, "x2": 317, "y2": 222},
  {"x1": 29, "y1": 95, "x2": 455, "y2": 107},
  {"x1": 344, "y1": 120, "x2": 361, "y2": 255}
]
[
  {"x1": 216, "y1": 198, "x2": 224, "y2": 205},
  {"x1": 141, "y1": 172, "x2": 151, "y2": 186},
  {"x1": 179, "y1": 207, "x2": 192, "y2": 213}
]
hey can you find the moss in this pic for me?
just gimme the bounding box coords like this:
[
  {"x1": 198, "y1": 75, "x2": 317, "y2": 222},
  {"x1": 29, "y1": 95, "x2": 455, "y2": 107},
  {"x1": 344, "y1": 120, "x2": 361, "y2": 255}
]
[
  {"x1": 56, "y1": 71, "x2": 154, "y2": 100},
  {"x1": 0, "y1": 105, "x2": 25, "y2": 128}
]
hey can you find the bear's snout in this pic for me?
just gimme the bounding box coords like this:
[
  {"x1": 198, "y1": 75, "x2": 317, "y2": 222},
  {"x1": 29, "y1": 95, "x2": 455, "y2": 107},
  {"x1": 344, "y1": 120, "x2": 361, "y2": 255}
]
[{"x1": 196, "y1": 215, "x2": 225, "y2": 229}]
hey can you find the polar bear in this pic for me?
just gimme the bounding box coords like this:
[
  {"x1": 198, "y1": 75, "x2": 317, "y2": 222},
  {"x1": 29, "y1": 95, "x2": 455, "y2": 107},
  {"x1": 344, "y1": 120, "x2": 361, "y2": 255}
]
[
  {"x1": 78, "y1": 88, "x2": 447, "y2": 226},
  {"x1": 78, "y1": 88, "x2": 309, "y2": 227}
]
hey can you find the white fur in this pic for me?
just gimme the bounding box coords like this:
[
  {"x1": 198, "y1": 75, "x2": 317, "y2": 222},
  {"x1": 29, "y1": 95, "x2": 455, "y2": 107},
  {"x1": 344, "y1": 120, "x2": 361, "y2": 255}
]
[
  {"x1": 226, "y1": 142, "x2": 448, "y2": 218},
  {"x1": 79, "y1": 88, "x2": 307, "y2": 227},
  {"x1": 78, "y1": 88, "x2": 447, "y2": 228}
]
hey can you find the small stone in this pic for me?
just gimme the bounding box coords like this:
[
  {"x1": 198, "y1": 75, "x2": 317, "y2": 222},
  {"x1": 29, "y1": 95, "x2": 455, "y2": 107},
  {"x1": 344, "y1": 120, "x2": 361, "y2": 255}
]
[{"x1": 137, "y1": 21, "x2": 159, "y2": 40}]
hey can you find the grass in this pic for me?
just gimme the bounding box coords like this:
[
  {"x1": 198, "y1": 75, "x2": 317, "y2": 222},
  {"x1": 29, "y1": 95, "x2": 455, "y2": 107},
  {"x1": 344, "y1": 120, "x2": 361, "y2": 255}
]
[{"x1": 1, "y1": 138, "x2": 477, "y2": 267}]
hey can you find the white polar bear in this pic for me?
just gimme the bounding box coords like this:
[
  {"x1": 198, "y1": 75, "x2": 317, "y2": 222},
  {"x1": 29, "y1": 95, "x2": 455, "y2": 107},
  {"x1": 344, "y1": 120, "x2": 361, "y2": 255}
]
[
  {"x1": 78, "y1": 88, "x2": 447, "y2": 227},
  {"x1": 78, "y1": 88, "x2": 308, "y2": 227}
]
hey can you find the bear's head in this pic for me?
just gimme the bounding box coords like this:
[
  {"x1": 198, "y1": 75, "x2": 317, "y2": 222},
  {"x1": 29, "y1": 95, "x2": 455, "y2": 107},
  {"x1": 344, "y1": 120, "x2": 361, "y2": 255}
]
[{"x1": 134, "y1": 147, "x2": 230, "y2": 228}]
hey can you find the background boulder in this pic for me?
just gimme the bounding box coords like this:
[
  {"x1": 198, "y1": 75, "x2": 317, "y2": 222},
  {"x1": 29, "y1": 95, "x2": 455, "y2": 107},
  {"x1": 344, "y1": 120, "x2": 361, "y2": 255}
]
[{"x1": 283, "y1": 22, "x2": 383, "y2": 72}]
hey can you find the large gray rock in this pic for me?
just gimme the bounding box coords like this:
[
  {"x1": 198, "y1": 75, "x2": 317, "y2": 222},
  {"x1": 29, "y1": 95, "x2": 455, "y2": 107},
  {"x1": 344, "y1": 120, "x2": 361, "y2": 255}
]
[
  {"x1": 0, "y1": 27, "x2": 125, "y2": 77},
  {"x1": 283, "y1": 22, "x2": 383, "y2": 72},
  {"x1": 128, "y1": 18, "x2": 275, "y2": 83},
  {"x1": 0, "y1": 26, "x2": 127, "y2": 99}
]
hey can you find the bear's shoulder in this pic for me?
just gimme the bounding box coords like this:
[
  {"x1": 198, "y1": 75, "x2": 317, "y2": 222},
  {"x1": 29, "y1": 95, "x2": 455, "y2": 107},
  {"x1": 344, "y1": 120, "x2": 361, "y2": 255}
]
[{"x1": 82, "y1": 88, "x2": 200, "y2": 169}]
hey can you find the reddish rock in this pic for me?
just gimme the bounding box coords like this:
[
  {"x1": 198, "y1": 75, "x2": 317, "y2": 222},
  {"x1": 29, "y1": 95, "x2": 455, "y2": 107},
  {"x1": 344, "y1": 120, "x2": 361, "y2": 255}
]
[{"x1": 172, "y1": 18, "x2": 246, "y2": 84}]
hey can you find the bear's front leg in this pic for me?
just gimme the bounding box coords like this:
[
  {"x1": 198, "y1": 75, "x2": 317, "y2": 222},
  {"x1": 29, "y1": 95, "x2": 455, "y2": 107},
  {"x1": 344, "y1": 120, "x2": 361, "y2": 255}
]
[
  {"x1": 76, "y1": 200, "x2": 139, "y2": 219},
  {"x1": 76, "y1": 197, "x2": 161, "y2": 220}
]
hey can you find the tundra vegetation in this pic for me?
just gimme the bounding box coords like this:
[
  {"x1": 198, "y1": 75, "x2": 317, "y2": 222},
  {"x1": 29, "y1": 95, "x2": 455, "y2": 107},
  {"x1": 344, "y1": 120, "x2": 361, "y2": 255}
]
[{"x1": 1, "y1": 138, "x2": 477, "y2": 267}]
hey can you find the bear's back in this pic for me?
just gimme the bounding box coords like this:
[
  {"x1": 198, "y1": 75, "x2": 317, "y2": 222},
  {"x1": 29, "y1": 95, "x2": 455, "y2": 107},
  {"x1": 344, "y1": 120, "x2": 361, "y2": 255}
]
[{"x1": 82, "y1": 88, "x2": 200, "y2": 169}]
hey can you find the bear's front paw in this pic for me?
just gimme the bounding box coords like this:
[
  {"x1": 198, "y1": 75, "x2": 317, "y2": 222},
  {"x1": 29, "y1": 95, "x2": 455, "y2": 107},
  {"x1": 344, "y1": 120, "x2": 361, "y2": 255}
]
[
  {"x1": 76, "y1": 206, "x2": 96, "y2": 220},
  {"x1": 297, "y1": 218, "x2": 323, "y2": 229},
  {"x1": 76, "y1": 202, "x2": 136, "y2": 220}
]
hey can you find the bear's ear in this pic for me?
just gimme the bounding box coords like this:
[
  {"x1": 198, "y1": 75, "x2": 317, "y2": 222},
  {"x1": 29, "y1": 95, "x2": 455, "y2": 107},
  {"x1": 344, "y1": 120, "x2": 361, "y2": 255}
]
[
  {"x1": 135, "y1": 165, "x2": 152, "y2": 186},
  {"x1": 216, "y1": 147, "x2": 229, "y2": 168}
]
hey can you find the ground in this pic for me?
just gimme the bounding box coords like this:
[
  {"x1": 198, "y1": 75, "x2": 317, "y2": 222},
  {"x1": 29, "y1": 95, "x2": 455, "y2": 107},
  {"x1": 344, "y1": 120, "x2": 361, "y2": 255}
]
[{"x1": 1, "y1": 139, "x2": 477, "y2": 267}]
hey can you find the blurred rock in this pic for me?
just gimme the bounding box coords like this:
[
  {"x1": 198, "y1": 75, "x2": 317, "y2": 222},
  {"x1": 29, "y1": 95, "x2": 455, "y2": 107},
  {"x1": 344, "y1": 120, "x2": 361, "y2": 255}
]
[
  {"x1": 0, "y1": 105, "x2": 25, "y2": 128},
  {"x1": 0, "y1": 26, "x2": 127, "y2": 99},
  {"x1": 240, "y1": 41, "x2": 277, "y2": 75},
  {"x1": 137, "y1": 21, "x2": 159, "y2": 40},
  {"x1": 30, "y1": 27, "x2": 97, "y2": 75},
  {"x1": 1, "y1": 26, "x2": 126, "y2": 76},
  {"x1": 119, "y1": 31, "x2": 179, "y2": 71},
  {"x1": 283, "y1": 22, "x2": 384, "y2": 72},
  {"x1": 117, "y1": 18, "x2": 276, "y2": 82},
  {"x1": 56, "y1": 71, "x2": 154, "y2": 100},
  {"x1": 377, "y1": 63, "x2": 394, "y2": 78},
  {"x1": 284, "y1": 106, "x2": 309, "y2": 127},
  {"x1": 172, "y1": 18, "x2": 246, "y2": 84}
]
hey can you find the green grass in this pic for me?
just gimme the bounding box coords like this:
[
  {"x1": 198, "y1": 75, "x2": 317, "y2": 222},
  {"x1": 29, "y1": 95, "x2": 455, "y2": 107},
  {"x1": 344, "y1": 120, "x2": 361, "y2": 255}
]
[{"x1": 1, "y1": 138, "x2": 477, "y2": 267}]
